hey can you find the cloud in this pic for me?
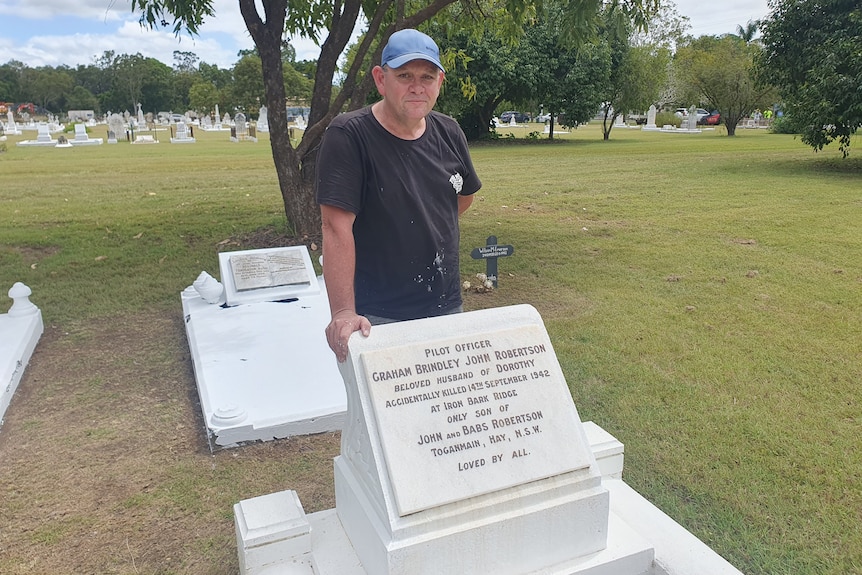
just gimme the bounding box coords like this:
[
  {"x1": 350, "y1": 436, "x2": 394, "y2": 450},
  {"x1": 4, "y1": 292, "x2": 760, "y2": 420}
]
[{"x1": 0, "y1": 0, "x2": 130, "y2": 21}]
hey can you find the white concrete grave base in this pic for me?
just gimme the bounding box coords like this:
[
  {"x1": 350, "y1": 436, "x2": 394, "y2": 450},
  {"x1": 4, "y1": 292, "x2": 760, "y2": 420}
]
[
  {"x1": 1, "y1": 282, "x2": 43, "y2": 425},
  {"x1": 181, "y1": 268, "x2": 345, "y2": 447},
  {"x1": 234, "y1": 305, "x2": 744, "y2": 575},
  {"x1": 235, "y1": 421, "x2": 743, "y2": 575}
]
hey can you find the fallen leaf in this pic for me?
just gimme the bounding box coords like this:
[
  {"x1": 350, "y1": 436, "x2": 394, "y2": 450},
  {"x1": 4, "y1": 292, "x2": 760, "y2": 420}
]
[
  {"x1": 310, "y1": 242, "x2": 318, "y2": 251},
  {"x1": 30, "y1": 263, "x2": 37, "y2": 270},
  {"x1": 133, "y1": 232, "x2": 143, "y2": 239},
  {"x1": 95, "y1": 255, "x2": 108, "y2": 262}
]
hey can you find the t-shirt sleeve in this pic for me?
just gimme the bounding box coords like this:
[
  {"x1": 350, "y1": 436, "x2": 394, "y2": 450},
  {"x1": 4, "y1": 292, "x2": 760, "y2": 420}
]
[
  {"x1": 446, "y1": 116, "x2": 482, "y2": 197},
  {"x1": 315, "y1": 123, "x2": 364, "y2": 214}
]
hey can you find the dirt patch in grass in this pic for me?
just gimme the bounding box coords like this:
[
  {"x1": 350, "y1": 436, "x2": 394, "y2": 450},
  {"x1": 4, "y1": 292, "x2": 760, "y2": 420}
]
[{"x1": 0, "y1": 311, "x2": 339, "y2": 574}]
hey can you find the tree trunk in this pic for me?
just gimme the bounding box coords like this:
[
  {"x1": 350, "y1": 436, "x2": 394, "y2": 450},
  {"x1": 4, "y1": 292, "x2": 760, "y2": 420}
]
[
  {"x1": 241, "y1": 0, "x2": 321, "y2": 237},
  {"x1": 602, "y1": 110, "x2": 614, "y2": 140}
]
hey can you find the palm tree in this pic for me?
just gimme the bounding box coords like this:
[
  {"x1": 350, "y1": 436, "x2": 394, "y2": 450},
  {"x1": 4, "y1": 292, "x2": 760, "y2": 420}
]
[{"x1": 736, "y1": 20, "x2": 760, "y2": 43}]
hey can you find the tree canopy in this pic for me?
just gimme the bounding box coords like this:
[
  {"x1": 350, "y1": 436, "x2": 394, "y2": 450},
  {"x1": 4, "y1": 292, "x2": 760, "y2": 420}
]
[
  {"x1": 759, "y1": 0, "x2": 862, "y2": 155},
  {"x1": 132, "y1": 0, "x2": 660, "y2": 237},
  {"x1": 675, "y1": 34, "x2": 773, "y2": 136}
]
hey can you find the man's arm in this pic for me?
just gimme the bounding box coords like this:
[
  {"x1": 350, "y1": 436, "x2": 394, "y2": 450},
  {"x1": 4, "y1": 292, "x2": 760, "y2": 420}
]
[{"x1": 321, "y1": 203, "x2": 371, "y2": 362}]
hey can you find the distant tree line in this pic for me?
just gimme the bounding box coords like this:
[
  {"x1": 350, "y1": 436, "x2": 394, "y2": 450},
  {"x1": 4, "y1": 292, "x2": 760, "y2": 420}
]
[{"x1": 0, "y1": 46, "x2": 314, "y2": 119}]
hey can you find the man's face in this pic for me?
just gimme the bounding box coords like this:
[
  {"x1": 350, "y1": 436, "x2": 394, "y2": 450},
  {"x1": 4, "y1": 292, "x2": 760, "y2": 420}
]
[{"x1": 375, "y1": 60, "x2": 444, "y2": 121}]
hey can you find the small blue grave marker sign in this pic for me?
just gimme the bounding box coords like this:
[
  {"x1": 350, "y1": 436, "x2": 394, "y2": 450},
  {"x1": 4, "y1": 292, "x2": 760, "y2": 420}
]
[{"x1": 470, "y1": 235, "x2": 514, "y2": 288}]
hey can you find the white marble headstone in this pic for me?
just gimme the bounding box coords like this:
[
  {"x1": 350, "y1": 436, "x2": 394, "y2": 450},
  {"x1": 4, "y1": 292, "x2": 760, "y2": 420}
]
[{"x1": 334, "y1": 304, "x2": 609, "y2": 575}]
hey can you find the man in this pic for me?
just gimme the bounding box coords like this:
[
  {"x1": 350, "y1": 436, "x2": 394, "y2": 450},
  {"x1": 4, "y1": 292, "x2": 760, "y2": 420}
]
[{"x1": 316, "y1": 28, "x2": 482, "y2": 362}]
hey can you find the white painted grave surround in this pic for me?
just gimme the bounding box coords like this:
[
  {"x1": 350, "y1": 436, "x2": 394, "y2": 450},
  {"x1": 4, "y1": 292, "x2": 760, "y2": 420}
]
[
  {"x1": 1, "y1": 283, "x2": 43, "y2": 426},
  {"x1": 17, "y1": 122, "x2": 57, "y2": 146},
  {"x1": 234, "y1": 304, "x2": 745, "y2": 575},
  {"x1": 181, "y1": 246, "x2": 345, "y2": 446}
]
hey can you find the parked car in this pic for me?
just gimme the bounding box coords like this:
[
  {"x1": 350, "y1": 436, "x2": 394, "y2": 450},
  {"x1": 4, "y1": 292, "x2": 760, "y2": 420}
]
[
  {"x1": 699, "y1": 111, "x2": 721, "y2": 125},
  {"x1": 499, "y1": 111, "x2": 531, "y2": 123},
  {"x1": 627, "y1": 112, "x2": 648, "y2": 125},
  {"x1": 676, "y1": 107, "x2": 710, "y2": 122}
]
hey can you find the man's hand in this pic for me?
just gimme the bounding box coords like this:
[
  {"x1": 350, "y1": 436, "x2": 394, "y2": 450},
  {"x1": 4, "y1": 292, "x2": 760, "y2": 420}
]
[{"x1": 325, "y1": 309, "x2": 371, "y2": 362}]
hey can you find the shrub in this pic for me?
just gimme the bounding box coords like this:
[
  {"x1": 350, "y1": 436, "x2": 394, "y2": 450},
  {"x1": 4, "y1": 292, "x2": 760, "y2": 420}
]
[
  {"x1": 655, "y1": 112, "x2": 681, "y2": 127},
  {"x1": 770, "y1": 115, "x2": 804, "y2": 135}
]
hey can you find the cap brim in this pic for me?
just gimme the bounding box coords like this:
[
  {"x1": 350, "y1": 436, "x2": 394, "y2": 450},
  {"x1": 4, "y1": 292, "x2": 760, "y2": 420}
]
[{"x1": 384, "y1": 53, "x2": 444, "y2": 72}]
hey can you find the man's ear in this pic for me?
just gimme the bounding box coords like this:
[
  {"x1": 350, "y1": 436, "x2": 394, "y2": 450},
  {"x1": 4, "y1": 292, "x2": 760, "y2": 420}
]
[{"x1": 371, "y1": 65, "x2": 386, "y2": 94}]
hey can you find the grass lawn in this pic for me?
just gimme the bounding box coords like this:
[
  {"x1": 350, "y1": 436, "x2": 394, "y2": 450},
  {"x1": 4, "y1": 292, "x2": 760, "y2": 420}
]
[{"x1": 1, "y1": 122, "x2": 861, "y2": 574}]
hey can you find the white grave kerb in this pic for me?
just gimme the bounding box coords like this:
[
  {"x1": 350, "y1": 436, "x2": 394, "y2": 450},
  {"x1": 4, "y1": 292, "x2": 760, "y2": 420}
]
[
  {"x1": 218, "y1": 246, "x2": 320, "y2": 306},
  {"x1": 333, "y1": 304, "x2": 609, "y2": 575}
]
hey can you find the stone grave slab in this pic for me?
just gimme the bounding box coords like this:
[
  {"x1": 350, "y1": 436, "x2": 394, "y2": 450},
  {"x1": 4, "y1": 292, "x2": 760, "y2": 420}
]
[{"x1": 218, "y1": 246, "x2": 320, "y2": 306}]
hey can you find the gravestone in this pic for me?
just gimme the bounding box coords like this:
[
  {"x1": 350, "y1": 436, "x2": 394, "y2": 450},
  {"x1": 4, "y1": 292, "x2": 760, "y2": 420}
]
[
  {"x1": 332, "y1": 305, "x2": 616, "y2": 574},
  {"x1": 233, "y1": 304, "x2": 747, "y2": 575},
  {"x1": 232, "y1": 113, "x2": 248, "y2": 142},
  {"x1": 108, "y1": 113, "x2": 124, "y2": 143},
  {"x1": 18, "y1": 122, "x2": 56, "y2": 146},
  {"x1": 36, "y1": 122, "x2": 53, "y2": 143},
  {"x1": 645, "y1": 105, "x2": 657, "y2": 129},
  {"x1": 223, "y1": 112, "x2": 232, "y2": 126},
  {"x1": 257, "y1": 106, "x2": 268, "y2": 132},
  {"x1": 170, "y1": 121, "x2": 195, "y2": 144},
  {"x1": 248, "y1": 124, "x2": 258, "y2": 142},
  {"x1": 218, "y1": 246, "x2": 320, "y2": 306},
  {"x1": 70, "y1": 123, "x2": 102, "y2": 145},
  {"x1": 5, "y1": 110, "x2": 22, "y2": 135},
  {"x1": 686, "y1": 106, "x2": 698, "y2": 131}
]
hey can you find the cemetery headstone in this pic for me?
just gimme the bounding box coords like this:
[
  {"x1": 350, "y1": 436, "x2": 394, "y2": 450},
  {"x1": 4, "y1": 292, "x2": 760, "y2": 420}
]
[
  {"x1": 686, "y1": 106, "x2": 698, "y2": 131},
  {"x1": 218, "y1": 246, "x2": 321, "y2": 306},
  {"x1": 36, "y1": 122, "x2": 52, "y2": 143},
  {"x1": 257, "y1": 106, "x2": 268, "y2": 132},
  {"x1": 234, "y1": 113, "x2": 248, "y2": 141},
  {"x1": 646, "y1": 105, "x2": 657, "y2": 129},
  {"x1": 170, "y1": 121, "x2": 195, "y2": 143},
  {"x1": 332, "y1": 305, "x2": 610, "y2": 574}
]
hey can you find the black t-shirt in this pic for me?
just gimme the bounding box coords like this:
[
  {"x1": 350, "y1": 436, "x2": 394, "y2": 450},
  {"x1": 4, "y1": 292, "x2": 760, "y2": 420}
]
[{"x1": 316, "y1": 107, "x2": 482, "y2": 320}]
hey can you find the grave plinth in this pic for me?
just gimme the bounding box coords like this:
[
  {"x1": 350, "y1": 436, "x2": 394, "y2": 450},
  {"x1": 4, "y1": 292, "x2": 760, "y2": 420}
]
[
  {"x1": 233, "y1": 304, "x2": 746, "y2": 575},
  {"x1": 333, "y1": 305, "x2": 614, "y2": 574}
]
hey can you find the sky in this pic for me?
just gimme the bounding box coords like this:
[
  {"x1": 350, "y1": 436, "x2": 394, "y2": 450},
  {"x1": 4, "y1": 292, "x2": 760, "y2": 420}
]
[{"x1": 0, "y1": 0, "x2": 771, "y2": 70}]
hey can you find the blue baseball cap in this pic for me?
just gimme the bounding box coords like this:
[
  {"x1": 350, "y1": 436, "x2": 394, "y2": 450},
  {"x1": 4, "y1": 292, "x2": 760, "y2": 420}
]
[{"x1": 381, "y1": 29, "x2": 444, "y2": 72}]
